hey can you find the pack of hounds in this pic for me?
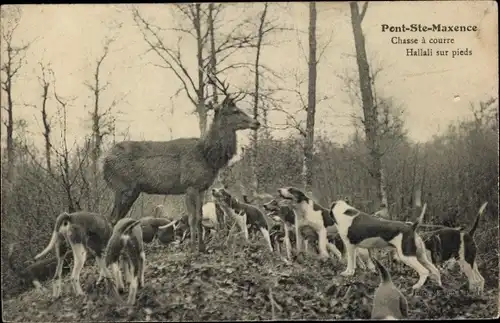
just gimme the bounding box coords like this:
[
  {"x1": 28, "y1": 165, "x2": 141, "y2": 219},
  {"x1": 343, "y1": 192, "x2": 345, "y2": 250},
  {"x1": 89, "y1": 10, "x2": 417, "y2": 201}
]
[{"x1": 14, "y1": 186, "x2": 488, "y2": 320}]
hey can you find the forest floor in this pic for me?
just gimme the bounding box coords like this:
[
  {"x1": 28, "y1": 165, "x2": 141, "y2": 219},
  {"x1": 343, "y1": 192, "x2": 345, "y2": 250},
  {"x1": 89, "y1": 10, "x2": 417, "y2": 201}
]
[{"x1": 2, "y1": 236, "x2": 499, "y2": 321}]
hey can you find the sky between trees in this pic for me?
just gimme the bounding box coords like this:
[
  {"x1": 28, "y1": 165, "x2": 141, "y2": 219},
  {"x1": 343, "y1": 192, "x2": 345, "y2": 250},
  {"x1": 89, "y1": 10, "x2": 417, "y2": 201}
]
[{"x1": 1, "y1": 2, "x2": 497, "y2": 151}]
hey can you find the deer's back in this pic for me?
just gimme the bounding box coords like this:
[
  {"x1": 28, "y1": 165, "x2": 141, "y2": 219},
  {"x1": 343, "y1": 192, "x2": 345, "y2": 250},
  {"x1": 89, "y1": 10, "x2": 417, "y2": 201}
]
[{"x1": 103, "y1": 139, "x2": 219, "y2": 194}]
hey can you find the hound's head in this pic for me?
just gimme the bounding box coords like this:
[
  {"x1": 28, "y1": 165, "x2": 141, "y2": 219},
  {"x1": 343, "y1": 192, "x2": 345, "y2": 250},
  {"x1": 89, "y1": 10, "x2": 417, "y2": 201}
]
[
  {"x1": 211, "y1": 187, "x2": 236, "y2": 207},
  {"x1": 329, "y1": 199, "x2": 359, "y2": 223},
  {"x1": 277, "y1": 187, "x2": 309, "y2": 204},
  {"x1": 426, "y1": 235, "x2": 443, "y2": 264},
  {"x1": 262, "y1": 199, "x2": 283, "y2": 222}
]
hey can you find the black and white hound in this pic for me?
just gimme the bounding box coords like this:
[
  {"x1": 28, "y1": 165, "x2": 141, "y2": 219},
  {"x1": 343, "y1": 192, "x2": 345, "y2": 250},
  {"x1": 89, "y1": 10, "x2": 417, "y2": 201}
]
[
  {"x1": 212, "y1": 188, "x2": 273, "y2": 252},
  {"x1": 263, "y1": 197, "x2": 374, "y2": 269},
  {"x1": 330, "y1": 199, "x2": 442, "y2": 290},
  {"x1": 105, "y1": 218, "x2": 146, "y2": 305},
  {"x1": 424, "y1": 202, "x2": 488, "y2": 294},
  {"x1": 34, "y1": 211, "x2": 113, "y2": 298},
  {"x1": 277, "y1": 187, "x2": 339, "y2": 259}
]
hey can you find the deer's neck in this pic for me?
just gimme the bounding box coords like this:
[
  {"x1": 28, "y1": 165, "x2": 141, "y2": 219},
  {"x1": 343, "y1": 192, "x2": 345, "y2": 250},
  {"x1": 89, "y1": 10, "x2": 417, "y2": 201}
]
[{"x1": 202, "y1": 119, "x2": 237, "y2": 170}]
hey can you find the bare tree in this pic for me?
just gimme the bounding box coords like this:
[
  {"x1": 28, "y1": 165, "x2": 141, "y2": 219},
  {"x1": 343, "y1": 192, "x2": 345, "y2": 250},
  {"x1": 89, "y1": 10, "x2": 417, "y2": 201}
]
[
  {"x1": 302, "y1": 2, "x2": 318, "y2": 191},
  {"x1": 37, "y1": 62, "x2": 53, "y2": 173},
  {"x1": 349, "y1": 1, "x2": 387, "y2": 210},
  {"x1": 52, "y1": 76, "x2": 84, "y2": 213},
  {"x1": 133, "y1": 4, "x2": 256, "y2": 136},
  {"x1": 133, "y1": 6, "x2": 211, "y2": 135},
  {"x1": 84, "y1": 36, "x2": 123, "y2": 208},
  {"x1": 0, "y1": 7, "x2": 32, "y2": 181}
]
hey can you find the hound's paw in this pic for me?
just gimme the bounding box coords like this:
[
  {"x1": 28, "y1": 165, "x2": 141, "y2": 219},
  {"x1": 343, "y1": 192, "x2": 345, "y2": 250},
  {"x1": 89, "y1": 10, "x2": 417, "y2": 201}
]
[
  {"x1": 411, "y1": 283, "x2": 424, "y2": 290},
  {"x1": 75, "y1": 289, "x2": 85, "y2": 296},
  {"x1": 340, "y1": 269, "x2": 355, "y2": 277},
  {"x1": 319, "y1": 252, "x2": 330, "y2": 259}
]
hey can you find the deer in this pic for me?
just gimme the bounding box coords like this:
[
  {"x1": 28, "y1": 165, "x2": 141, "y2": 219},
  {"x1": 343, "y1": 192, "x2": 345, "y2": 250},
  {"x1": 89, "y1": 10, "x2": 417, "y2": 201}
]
[{"x1": 102, "y1": 77, "x2": 260, "y2": 253}]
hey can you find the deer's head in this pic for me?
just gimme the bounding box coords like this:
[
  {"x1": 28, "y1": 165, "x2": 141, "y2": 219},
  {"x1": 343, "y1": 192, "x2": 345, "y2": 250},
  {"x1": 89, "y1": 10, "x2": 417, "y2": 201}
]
[{"x1": 207, "y1": 76, "x2": 260, "y2": 131}]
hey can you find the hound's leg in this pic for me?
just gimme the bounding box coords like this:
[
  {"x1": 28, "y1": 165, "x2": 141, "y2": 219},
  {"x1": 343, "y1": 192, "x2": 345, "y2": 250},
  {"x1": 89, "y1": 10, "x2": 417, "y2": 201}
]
[
  {"x1": 358, "y1": 248, "x2": 376, "y2": 272},
  {"x1": 340, "y1": 239, "x2": 358, "y2": 276},
  {"x1": 33, "y1": 280, "x2": 46, "y2": 294},
  {"x1": 127, "y1": 261, "x2": 139, "y2": 305},
  {"x1": 127, "y1": 247, "x2": 142, "y2": 305},
  {"x1": 317, "y1": 228, "x2": 329, "y2": 259},
  {"x1": 111, "y1": 261, "x2": 125, "y2": 292},
  {"x1": 95, "y1": 256, "x2": 109, "y2": 284},
  {"x1": 259, "y1": 227, "x2": 273, "y2": 252},
  {"x1": 284, "y1": 224, "x2": 292, "y2": 260},
  {"x1": 327, "y1": 242, "x2": 342, "y2": 261},
  {"x1": 274, "y1": 240, "x2": 281, "y2": 255},
  {"x1": 295, "y1": 222, "x2": 302, "y2": 253},
  {"x1": 70, "y1": 243, "x2": 87, "y2": 296},
  {"x1": 123, "y1": 259, "x2": 132, "y2": 285},
  {"x1": 52, "y1": 240, "x2": 65, "y2": 298},
  {"x1": 472, "y1": 262, "x2": 485, "y2": 294},
  {"x1": 416, "y1": 236, "x2": 442, "y2": 286},
  {"x1": 240, "y1": 213, "x2": 249, "y2": 241},
  {"x1": 195, "y1": 191, "x2": 205, "y2": 253},
  {"x1": 139, "y1": 250, "x2": 146, "y2": 288},
  {"x1": 396, "y1": 251, "x2": 430, "y2": 290},
  {"x1": 459, "y1": 258, "x2": 479, "y2": 294}
]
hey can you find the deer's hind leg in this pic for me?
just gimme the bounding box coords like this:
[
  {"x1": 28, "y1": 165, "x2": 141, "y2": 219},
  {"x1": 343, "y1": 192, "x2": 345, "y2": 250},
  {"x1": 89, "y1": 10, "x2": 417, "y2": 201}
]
[{"x1": 185, "y1": 188, "x2": 205, "y2": 253}]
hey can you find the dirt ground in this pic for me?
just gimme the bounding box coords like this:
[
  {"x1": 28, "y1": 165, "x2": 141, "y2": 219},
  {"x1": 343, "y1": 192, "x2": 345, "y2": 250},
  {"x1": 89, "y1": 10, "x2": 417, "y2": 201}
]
[{"x1": 2, "y1": 237, "x2": 499, "y2": 321}]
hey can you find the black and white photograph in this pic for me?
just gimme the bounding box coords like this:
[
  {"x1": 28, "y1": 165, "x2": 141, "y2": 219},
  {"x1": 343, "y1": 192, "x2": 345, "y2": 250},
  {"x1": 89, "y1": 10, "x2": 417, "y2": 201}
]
[{"x1": 1, "y1": 1, "x2": 498, "y2": 321}]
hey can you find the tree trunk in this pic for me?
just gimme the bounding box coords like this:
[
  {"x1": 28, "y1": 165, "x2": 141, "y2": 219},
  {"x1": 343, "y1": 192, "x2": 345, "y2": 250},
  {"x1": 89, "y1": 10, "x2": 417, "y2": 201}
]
[
  {"x1": 6, "y1": 82, "x2": 14, "y2": 181},
  {"x1": 250, "y1": 2, "x2": 269, "y2": 196},
  {"x1": 303, "y1": 1, "x2": 317, "y2": 192},
  {"x1": 194, "y1": 4, "x2": 207, "y2": 137},
  {"x1": 41, "y1": 83, "x2": 52, "y2": 173},
  {"x1": 208, "y1": 3, "x2": 218, "y2": 107},
  {"x1": 349, "y1": 1, "x2": 383, "y2": 209}
]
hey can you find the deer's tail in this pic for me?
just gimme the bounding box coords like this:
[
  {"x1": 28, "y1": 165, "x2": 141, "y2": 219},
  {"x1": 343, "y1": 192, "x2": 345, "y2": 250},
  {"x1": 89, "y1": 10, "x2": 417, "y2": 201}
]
[{"x1": 469, "y1": 202, "x2": 488, "y2": 237}]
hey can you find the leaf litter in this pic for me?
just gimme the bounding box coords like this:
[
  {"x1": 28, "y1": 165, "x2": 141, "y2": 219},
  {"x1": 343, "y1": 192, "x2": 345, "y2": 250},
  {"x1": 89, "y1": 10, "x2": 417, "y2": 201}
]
[{"x1": 2, "y1": 238, "x2": 498, "y2": 321}]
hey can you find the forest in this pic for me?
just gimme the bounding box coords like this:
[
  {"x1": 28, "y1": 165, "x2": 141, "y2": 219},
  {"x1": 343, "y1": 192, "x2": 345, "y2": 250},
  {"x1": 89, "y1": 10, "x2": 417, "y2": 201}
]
[{"x1": 1, "y1": 2, "x2": 498, "y2": 321}]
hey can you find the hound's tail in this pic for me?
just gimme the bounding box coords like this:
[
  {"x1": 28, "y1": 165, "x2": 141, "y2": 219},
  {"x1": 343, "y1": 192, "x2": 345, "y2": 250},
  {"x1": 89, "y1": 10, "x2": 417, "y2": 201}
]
[
  {"x1": 150, "y1": 218, "x2": 171, "y2": 229},
  {"x1": 468, "y1": 202, "x2": 488, "y2": 237},
  {"x1": 372, "y1": 257, "x2": 392, "y2": 284},
  {"x1": 411, "y1": 203, "x2": 427, "y2": 232},
  {"x1": 121, "y1": 220, "x2": 142, "y2": 236},
  {"x1": 158, "y1": 219, "x2": 179, "y2": 230},
  {"x1": 34, "y1": 212, "x2": 69, "y2": 260}
]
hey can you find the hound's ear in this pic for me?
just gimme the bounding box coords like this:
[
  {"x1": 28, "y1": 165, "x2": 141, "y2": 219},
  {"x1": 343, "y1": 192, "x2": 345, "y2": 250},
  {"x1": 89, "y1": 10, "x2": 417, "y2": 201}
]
[{"x1": 344, "y1": 208, "x2": 359, "y2": 216}]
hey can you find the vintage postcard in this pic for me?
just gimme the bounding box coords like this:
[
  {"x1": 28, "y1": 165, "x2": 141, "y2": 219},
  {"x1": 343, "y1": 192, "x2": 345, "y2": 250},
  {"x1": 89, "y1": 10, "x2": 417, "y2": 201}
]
[{"x1": 1, "y1": 1, "x2": 498, "y2": 321}]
